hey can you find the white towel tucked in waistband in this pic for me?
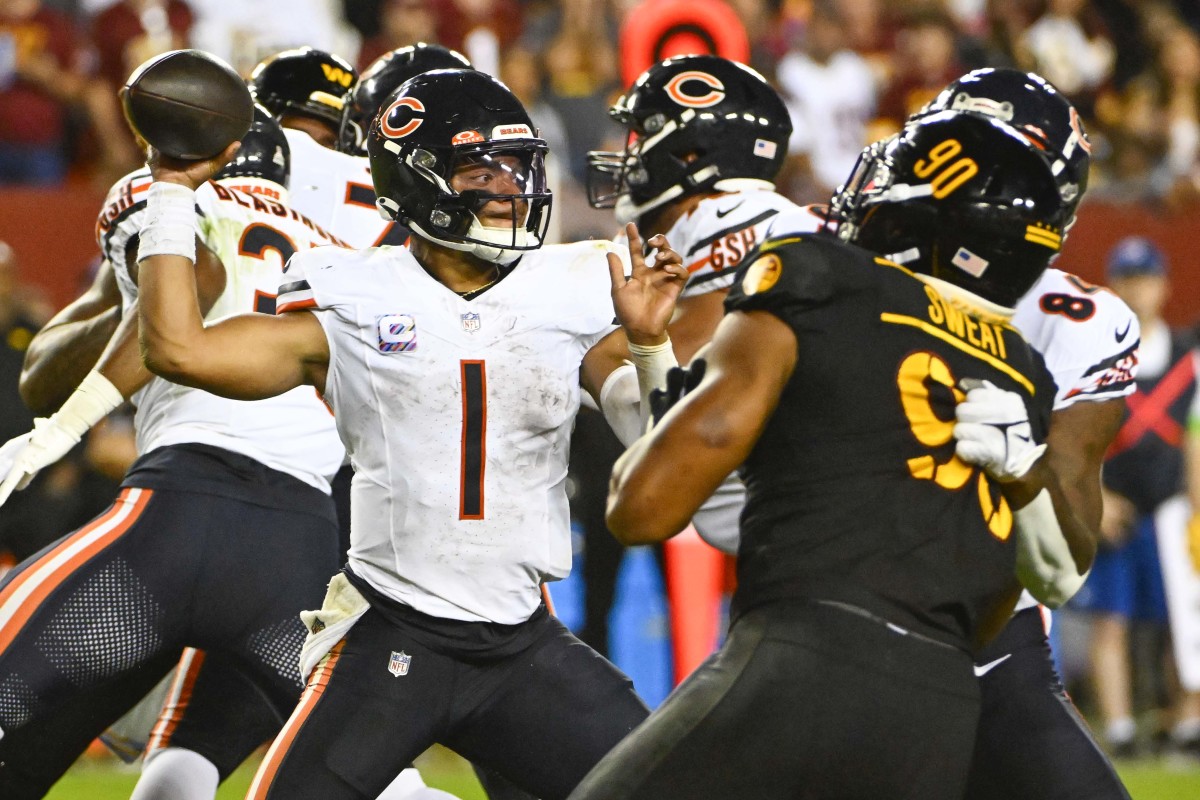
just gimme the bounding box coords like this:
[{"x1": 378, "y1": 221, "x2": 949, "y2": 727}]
[{"x1": 299, "y1": 572, "x2": 370, "y2": 681}]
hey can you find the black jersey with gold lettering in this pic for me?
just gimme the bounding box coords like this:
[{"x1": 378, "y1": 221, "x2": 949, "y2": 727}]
[{"x1": 725, "y1": 232, "x2": 1056, "y2": 652}]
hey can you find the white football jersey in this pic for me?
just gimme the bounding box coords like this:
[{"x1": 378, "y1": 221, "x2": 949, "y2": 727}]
[
  {"x1": 96, "y1": 168, "x2": 346, "y2": 492},
  {"x1": 1011, "y1": 267, "x2": 1139, "y2": 614},
  {"x1": 663, "y1": 182, "x2": 825, "y2": 298},
  {"x1": 1012, "y1": 268, "x2": 1140, "y2": 411},
  {"x1": 284, "y1": 128, "x2": 408, "y2": 249},
  {"x1": 278, "y1": 241, "x2": 622, "y2": 623}
]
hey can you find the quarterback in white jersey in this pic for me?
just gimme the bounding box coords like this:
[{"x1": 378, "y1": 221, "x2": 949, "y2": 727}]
[
  {"x1": 278, "y1": 239, "x2": 621, "y2": 623},
  {"x1": 136, "y1": 69, "x2": 682, "y2": 800}
]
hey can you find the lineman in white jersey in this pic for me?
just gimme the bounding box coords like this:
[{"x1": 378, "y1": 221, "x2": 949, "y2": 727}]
[
  {"x1": 135, "y1": 70, "x2": 685, "y2": 800},
  {"x1": 900, "y1": 68, "x2": 1136, "y2": 800},
  {"x1": 958, "y1": 265, "x2": 1137, "y2": 799},
  {"x1": 0, "y1": 109, "x2": 346, "y2": 800},
  {"x1": 587, "y1": 55, "x2": 800, "y2": 553}
]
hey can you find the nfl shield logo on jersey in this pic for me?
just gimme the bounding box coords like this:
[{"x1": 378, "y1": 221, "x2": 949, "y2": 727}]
[
  {"x1": 461, "y1": 312, "x2": 481, "y2": 333},
  {"x1": 388, "y1": 651, "x2": 412, "y2": 677}
]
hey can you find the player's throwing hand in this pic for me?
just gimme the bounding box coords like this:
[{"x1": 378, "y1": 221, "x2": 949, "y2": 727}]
[{"x1": 146, "y1": 142, "x2": 242, "y2": 192}]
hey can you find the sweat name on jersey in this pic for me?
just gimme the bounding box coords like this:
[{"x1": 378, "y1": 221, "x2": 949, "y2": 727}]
[{"x1": 912, "y1": 282, "x2": 1010, "y2": 362}]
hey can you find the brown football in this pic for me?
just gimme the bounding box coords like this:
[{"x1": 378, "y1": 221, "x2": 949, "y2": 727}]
[{"x1": 121, "y1": 49, "x2": 254, "y2": 161}]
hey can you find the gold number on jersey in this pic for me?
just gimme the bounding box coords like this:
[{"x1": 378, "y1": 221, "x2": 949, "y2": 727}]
[
  {"x1": 912, "y1": 139, "x2": 979, "y2": 199},
  {"x1": 897, "y1": 351, "x2": 1012, "y2": 540}
]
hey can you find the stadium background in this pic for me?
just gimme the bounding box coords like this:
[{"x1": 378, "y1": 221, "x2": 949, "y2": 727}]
[{"x1": 2, "y1": 0, "x2": 1200, "y2": 797}]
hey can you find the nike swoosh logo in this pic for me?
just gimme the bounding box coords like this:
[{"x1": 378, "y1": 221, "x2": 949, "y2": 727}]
[
  {"x1": 1115, "y1": 321, "x2": 1131, "y2": 343},
  {"x1": 715, "y1": 202, "x2": 744, "y2": 219},
  {"x1": 974, "y1": 653, "x2": 1012, "y2": 677}
]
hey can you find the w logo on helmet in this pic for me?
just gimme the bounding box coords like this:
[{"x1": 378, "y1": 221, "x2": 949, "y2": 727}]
[
  {"x1": 664, "y1": 71, "x2": 725, "y2": 109},
  {"x1": 381, "y1": 97, "x2": 425, "y2": 139},
  {"x1": 320, "y1": 63, "x2": 355, "y2": 88}
]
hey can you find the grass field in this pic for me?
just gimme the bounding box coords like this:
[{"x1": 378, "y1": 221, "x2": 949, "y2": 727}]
[{"x1": 41, "y1": 749, "x2": 1200, "y2": 799}]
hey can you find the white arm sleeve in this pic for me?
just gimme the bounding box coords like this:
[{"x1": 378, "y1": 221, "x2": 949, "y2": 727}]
[
  {"x1": 598, "y1": 363, "x2": 642, "y2": 447},
  {"x1": 1014, "y1": 489, "x2": 1089, "y2": 608}
]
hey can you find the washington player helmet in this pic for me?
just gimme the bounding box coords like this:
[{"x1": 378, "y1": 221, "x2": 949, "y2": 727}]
[
  {"x1": 338, "y1": 43, "x2": 472, "y2": 156},
  {"x1": 587, "y1": 54, "x2": 792, "y2": 225},
  {"x1": 367, "y1": 69, "x2": 551, "y2": 265},
  {"x1": 915, "y1": 68, "x2": 1091, "y2": 217},
  {"x1": 833, "y1": 112, "x2": 1073, "y2": 309},
  {"x1": 214, "y1": 104, "x2": 290, "y2": 188},
  {"x1": 249, "y1": 47, "x2": 358, "y2": 128}
]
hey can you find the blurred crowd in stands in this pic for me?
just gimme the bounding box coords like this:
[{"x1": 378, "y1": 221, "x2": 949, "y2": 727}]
[{"x1": 2, "y1": 0, "x2": 1200, "y2": 214}]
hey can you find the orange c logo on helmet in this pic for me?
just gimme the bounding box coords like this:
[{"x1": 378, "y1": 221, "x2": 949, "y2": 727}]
[
  {"x1": 664, "y1": 71, "x2": 725, "y2": 108},
  {"x1": 381, "y1": 97, "x2": 426, "y2": 139}
]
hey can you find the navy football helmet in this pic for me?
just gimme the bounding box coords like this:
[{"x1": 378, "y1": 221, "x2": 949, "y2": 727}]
[
  {"x1": 338, "y1": 43, "x2": 472, "y2": 156},
  {"x1": 249, "y1": 47, "x2": 358, "y2": 128},
  {"x1": 368, "y1": 69, "x2": 551, "y2": 265},
  {"x1": 588, "y1": 54, "x2": 792, "y2": 225},
  {"x1": 833, "y1": 111, "x2": 1073, "y2": 309},
  {"x1": 915, "y1": 68, "x2": 1091, "y2": 217},
  {"x1": 215, "y1": 104, "x2": 290, "y2": 188}
]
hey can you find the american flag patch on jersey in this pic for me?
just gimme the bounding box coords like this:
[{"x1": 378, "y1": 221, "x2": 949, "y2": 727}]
[{"x1": 377, "y1": 313, "x2": 417, "y2": 352}]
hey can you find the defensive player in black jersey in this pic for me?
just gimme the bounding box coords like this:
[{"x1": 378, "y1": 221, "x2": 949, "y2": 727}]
[{"x1": 569, "y1": 109, "x2": 1091, "y2": 799}]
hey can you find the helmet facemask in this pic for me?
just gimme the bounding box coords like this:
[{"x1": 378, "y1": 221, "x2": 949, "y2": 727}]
[
  {"x1": 588, "y1": 109, "x2": 721, "y2": 226},
  {"x1": 836, "y1": 112, "x2": 1072, "y2": 309},
  {"x1": 587, "y1": 55, "x2": 792, "y2": 226},
  {"x1": 377, "y1": 139, "x2": 551, "y2": 266}
]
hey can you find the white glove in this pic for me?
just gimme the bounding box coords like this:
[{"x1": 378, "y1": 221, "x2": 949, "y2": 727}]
[
  {"x1": 0, "y1": 418, "x2": 84, "y2": 506},
  {"x1": 953, "y1": 379, "x2": 1045, "y2": 482},
  {"x1": 0, "y1": 370, "x2": 123, "y2": 507},
  {"x1": 0, "y1": 432, "x2": 33, "y2": 489}
]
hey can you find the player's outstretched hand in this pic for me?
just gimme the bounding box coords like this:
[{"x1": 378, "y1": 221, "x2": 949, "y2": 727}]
[
  {"x1": 953, "y1": 378, "x2": 1046, "y2": 483},
  {"x1": 146, "y1": 141, "x2": 241, "y2": 191},
  {"x1": 0, "y1": 420, "x2": 79, "y2": 507},
  {"x1": 609, "y1": 222, "x2": 687, "y2": 345},
  {"x1": 649, "y1": 360, "x2": 707, "y2": 424}
]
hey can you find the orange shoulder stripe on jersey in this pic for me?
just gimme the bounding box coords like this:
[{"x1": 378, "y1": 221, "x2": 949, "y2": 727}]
[
  {"x1": 146, "y1": 647, "x2": 207, "y2": 753},
  {"x1": 0, "y1": 487, "x2": 153, "y2": 656},
  {"x1": 276, "y1": 298, "x2": 318, "y2": 314},
  {"x1": 687, "y1": 254, "x2": 712, "y2": 274},
  {"x1": 247, "y1": 639, "x2": 345, "y2": 800}
]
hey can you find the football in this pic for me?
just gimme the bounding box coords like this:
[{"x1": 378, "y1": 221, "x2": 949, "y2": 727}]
[{"x1": 120, "y1": 49, "x2": 255, "y2": 161}]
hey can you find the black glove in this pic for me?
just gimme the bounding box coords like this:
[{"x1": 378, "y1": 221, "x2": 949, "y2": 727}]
[{"x1": 648, "y1": 359, "x2": 706, "y2": 424}]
